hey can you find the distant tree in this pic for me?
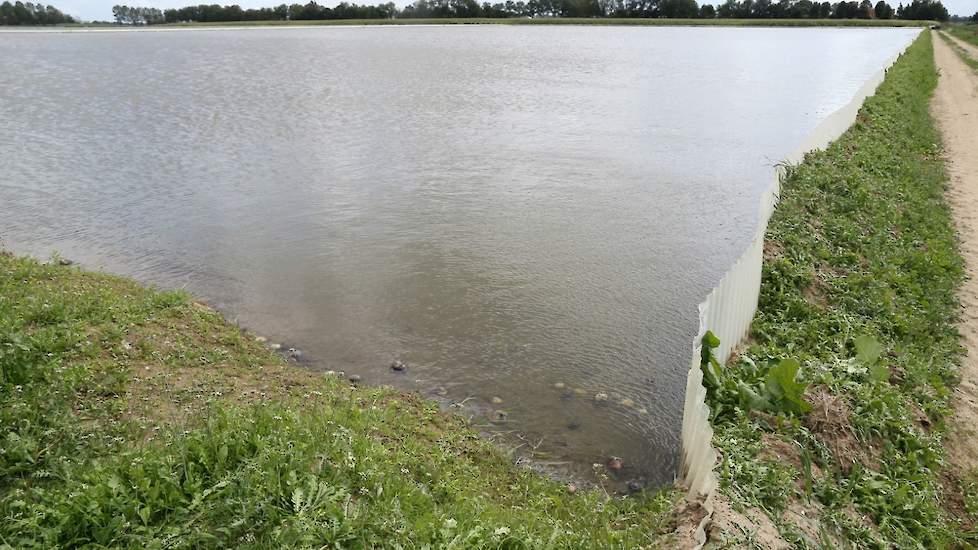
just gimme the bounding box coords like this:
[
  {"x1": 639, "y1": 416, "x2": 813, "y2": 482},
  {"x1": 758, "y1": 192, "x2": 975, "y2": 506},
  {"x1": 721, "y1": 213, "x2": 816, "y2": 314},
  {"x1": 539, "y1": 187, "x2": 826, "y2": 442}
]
[
  {"x1": 857, "y1": 0, "x2": 873, "y2": 17},
  {"x1": 0, "y1": 0, "x2": 73, "y2": 23},
  {"x1": 103, "y1": 0, "x2": 936, "y2": 21},
  {"x1": 657, "y1": 0, "x2": 698, "y2": 17},
  {"x1": 971, "y1": 9, "x2": 977, "y2": 21},
  {"x1": 896, "y1": 0, "x2": 948, "y2": 20},
  {"x1": 749, "y1": 0, "x2": 769, "y2": 16},
  {"x1": 874, "y1": 0, "x2": 893, "y2": 17},
  {"x1": 715, "y1": 0, "x2": 747, "y2": 17},
  {"x1": 787, "y1": 0, "x2": 812, "y2": 17},
  {"x1": 112, "y1": 5, "x2": 164, "y2": 23},
  {"x1": 711, "y1": 0, "x2": 848, "y2": 17}
]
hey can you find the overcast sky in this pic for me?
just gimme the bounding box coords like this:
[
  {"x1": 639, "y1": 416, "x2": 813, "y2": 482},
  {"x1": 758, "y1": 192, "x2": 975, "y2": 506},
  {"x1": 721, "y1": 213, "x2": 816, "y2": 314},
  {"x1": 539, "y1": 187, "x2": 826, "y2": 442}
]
[{"x1": 56, "y1": 0, "x2": 978, "y2": 24}]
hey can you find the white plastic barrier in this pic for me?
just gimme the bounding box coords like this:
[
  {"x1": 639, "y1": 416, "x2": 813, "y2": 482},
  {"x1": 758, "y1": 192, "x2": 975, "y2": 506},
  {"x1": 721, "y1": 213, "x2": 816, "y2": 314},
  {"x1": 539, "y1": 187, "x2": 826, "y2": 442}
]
[{"x1": 679, "y1": 33, "x2": 920, "y2": 507}]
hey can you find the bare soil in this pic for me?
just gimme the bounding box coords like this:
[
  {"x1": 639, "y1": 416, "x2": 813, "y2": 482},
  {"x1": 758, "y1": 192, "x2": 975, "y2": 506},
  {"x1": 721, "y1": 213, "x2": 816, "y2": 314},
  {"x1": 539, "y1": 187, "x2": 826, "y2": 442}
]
[
  {"x1": 945, "y1": 31, "x2": 978, "y2": 60},
  {"x1": 804, "y1": 386, "x2": 881, "y2": 474}
]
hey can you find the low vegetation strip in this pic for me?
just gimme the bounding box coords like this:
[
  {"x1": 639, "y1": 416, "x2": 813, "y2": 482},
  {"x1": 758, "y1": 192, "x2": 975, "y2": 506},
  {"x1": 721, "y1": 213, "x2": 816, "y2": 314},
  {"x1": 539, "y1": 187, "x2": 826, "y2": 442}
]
[
  {"x1": 947, "y1": 23, "x2": 978, "y2": 48},
  {"x1": 940, "y1": 28, "x2": 978, "y2": 70},
  {"x1": 940, "y1": 31, "x2": 978, "y2": 71},
  {"x1": 700, "y1": 30, "x2": 978, "y2": 546},
  {"x1": 0, "y1": 253, "x2": 679, "y2": 547}
]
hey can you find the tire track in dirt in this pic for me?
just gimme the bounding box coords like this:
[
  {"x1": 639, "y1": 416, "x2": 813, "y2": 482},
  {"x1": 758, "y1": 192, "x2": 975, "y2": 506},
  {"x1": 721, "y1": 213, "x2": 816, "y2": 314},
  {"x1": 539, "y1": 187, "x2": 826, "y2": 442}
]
[
  {"x1": 932, "y1": 33, "x2": 978, "y2": 474},
  {"x1": 944, "y1": 31, "x2": 978, "y2": 61}
]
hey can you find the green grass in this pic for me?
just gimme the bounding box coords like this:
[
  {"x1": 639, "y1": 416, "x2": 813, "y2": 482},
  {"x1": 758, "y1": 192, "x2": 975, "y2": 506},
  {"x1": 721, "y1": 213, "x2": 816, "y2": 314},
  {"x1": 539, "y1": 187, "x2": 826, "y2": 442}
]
[
  {"x1": 0, "y1": 252, "x2": 678, "y2": 548},
  {"x1": 702, "y1": 30, "x2": 977, "y2": 547},
  {"x1": 65, "y1": 17, "x2": 933, "y2": 28},
  {"x1": 940, "y1": 31, "x2": 978, "y2": 71},
  {"x1": 947, "y1": 23, "x2": 978, "y2": 48}
]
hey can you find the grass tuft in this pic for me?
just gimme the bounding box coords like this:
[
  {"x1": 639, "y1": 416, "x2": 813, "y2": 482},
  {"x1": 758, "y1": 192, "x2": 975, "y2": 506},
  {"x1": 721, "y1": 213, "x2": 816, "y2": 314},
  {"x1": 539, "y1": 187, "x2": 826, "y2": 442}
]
[
  {"x1": 0, "y1": 254, "x2": 678, "y2": 548},
  {"x1": 947, "y1": 23, "x2": 978, "y2": 49}
]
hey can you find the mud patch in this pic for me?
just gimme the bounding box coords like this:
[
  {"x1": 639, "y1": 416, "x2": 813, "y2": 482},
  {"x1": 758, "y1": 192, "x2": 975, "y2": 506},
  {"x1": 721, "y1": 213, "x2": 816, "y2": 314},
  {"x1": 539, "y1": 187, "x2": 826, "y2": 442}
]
[
  {"x1": 764, "y1": 240, "x2": 786, "y2": 262},
  {"x1": 758, "y1": 434, "x2": 803, "y2": 470},
  {"x1": 804, "y1": 386, "x2": 879, "y2": 473},
  {"x1": 706, "y1": 495, "x2": 793, "y2": 550},
  {"x1": 801, "y1": 277, "x2": 829, "y2": 308},
  {"x1": 669, "y1": 499, "x2": 709, "y2": 549}
]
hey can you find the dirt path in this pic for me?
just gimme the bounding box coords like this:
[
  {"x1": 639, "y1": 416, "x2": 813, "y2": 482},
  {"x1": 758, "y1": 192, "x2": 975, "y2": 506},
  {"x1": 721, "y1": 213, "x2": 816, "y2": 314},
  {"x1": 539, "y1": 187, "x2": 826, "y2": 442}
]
[
  {"x1": 932, "y1": 34, "x2": 978, "y2": 474},
  {"x1": 944, "y1": 31, "x2": 978, "y2": 61}
]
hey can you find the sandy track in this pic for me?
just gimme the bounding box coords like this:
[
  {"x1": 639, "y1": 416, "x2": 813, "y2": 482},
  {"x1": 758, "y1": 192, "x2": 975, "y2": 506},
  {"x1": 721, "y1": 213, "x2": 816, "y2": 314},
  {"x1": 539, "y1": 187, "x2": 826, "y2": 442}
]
[
  {"x1": 932, "y1": 34, "x2": 978, "y2": 473},
  {"x1": 944, "y1": 31, "x2": 978, "y2": 60}
]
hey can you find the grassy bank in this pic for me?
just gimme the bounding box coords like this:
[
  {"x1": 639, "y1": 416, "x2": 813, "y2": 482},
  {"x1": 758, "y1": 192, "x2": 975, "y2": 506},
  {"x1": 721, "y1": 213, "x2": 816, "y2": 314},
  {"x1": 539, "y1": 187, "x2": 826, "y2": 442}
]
[
  {"x1": 702, "y1": 30, "x2": 977, "y2": 546},
  {"x1": 0, "y1": 254, "x2": 679, "y2": 547},
  {"x1": 939, "y1": 30, "x2": 978, "y2": 70},
  {"x1": 947, "y1": 23, "x2": 978, "y2": 47},
  {"x1": 61, "y1": 17, "x2": 933, "y2": 28}
]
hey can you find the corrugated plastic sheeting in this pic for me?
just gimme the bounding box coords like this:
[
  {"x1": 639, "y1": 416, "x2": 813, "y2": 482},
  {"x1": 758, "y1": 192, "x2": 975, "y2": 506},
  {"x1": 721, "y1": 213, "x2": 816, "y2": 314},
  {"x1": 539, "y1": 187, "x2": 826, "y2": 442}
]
[{"x1": 678, "y1": 33, "x2": 920, "y2": 525}]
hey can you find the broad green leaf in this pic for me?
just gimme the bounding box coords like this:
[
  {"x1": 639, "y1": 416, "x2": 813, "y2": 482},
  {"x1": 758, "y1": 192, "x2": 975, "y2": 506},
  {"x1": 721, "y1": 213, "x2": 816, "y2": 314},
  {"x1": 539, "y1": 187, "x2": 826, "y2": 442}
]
[
  {"x1": 700, "y1": 330, "x2": 723, "y2": 388},
  {"x1": 701, "y1": 360, "x2": 720, "y2": 389},
  {"x1": 869, "y1": 362, "x2": 890, "y2": 382},
  {"x1": 854, "y1": 335, "x2": 883, "y2": 365},
  {"x1": 703, "y1": 330, "x2": 720, "y2": 349},
  {"x1": 764, "y1": 358, "x2": 812, "y2": 414},
  {"x1": 736, "y1": 380, "x2": 771, "y2": 411}
]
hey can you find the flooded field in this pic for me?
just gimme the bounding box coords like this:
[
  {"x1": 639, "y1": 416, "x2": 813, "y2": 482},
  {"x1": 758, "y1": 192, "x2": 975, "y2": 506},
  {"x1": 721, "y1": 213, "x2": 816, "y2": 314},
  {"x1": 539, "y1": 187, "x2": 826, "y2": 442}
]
[{"x1": 0, "y1": 25, "x2": 917, "y2": 486}]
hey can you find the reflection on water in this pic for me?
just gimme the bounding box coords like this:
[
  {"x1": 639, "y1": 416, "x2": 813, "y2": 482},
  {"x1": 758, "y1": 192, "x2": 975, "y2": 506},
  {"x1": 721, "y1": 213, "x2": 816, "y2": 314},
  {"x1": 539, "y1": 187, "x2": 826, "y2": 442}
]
[{"x1": 0, "y1": 25, "x2": 917, "y2": 486}]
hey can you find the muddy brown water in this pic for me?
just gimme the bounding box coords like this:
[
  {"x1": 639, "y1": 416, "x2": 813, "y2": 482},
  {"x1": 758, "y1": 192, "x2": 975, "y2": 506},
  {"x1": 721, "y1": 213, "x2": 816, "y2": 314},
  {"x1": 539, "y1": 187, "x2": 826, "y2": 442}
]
[{"x1": 0, "y1": 25, "x2": 917, "y2": 487}]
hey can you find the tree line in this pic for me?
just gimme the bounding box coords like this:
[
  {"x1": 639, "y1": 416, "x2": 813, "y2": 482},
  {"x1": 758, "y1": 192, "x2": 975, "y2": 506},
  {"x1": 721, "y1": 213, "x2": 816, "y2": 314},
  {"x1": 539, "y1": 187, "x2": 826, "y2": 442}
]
[
  {"x1": 1, "y1": 0, "x2": 949, "y2": 24},
  {"x1": 108, "y1": 0, "x2": 950, "y2": 23},
  {"x1": 111, "y1": 5, "x2": 164, "y2": 23},
  {"x1": 151, "y1": 1, "x2": 395, "y2": 22},
  {"x1": 0, "y1": 1, "x2": 74, "y2": 24}
]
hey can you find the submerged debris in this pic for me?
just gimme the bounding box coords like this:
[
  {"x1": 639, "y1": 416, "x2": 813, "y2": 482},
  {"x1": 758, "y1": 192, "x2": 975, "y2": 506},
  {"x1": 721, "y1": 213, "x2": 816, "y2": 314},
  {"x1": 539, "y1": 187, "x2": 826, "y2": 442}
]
[
  {"x1": 594, "y1": 392, "x2": 609, "y2": 404},
  {"x1": 347, "y1": 374, "x2": 361, "y2": 384},
  {"x1": 390, "y1": 359, "x2": 408, "y2": 372},
  {"x1": 490, "y1": 396, "x2": 503, "y2": 405},
  {"x1": 606, "y1": 456, "x2": 623, "y2": 472}
]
